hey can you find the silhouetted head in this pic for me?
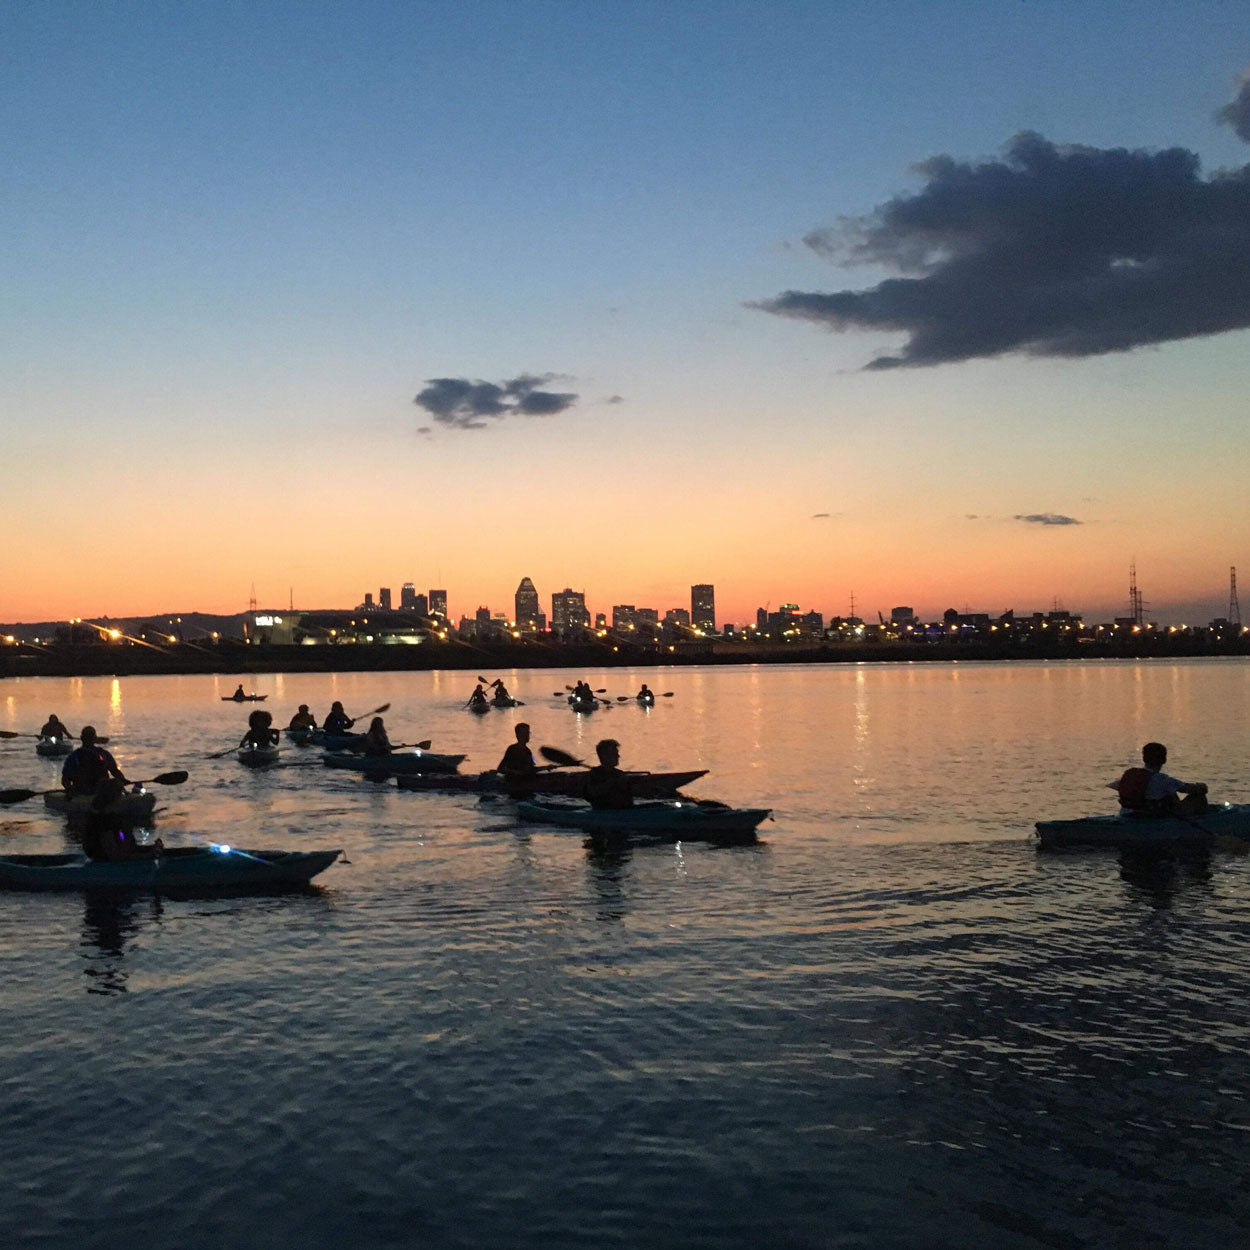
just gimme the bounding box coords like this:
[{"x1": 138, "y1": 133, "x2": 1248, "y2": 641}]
[
  {"x1": 1142, "y1": 742, "x2": 1167, "y2": 769},
  {"x1": 298, "y1": 704, "x2": 309, "y2": 713},
  {"x1": 595, "y1": 738, "x2": 620, "y2": 766},
  {"x1": 515, "y1": 722, "x2": 530, "y2": 743},
  {"x1": 331, "y1": 701, "x2": 344, "y2": 713},
  {"x1": 248, "y1": 710, "x2": 266, "y2": 729},
  {"x1": 369, "y1": 717, "x2": 384, "y2": 732},
  {"x1": 80, "y1": 726, "x2": 98, "y2": 746}
]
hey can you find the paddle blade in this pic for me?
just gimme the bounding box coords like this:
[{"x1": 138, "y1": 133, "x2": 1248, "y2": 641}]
[
  {"x1": 151, "y1": 770, "x2": 189, "y2": 786},
  {"x1": 415, "y1": 740, "x2": 432, "y2": 750},
  {"x1": 539, "y1": 746, "x2": 584, "y2": 768},
  {"x1": 0, "y1": 730, "x2": 29, "y2": 739},
  {"x1": 362, "y1": 703, "x2": 391, "y2": 718},
  {"x1": 478, "y1": 676, "x2": 489, "y2": 684},
  {"x1": 662, "y1": 692, "x2": 674, "y2": 697},
  {"x1": 0, "y1": 788, "x2": 38, "y2": 805}
]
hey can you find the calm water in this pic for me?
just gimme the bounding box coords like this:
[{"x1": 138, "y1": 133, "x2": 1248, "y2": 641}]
[{"x1": 2, "y1": 660, "x2": 1249, "y2": 1249}]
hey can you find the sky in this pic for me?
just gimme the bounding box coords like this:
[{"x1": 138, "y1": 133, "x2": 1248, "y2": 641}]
[{"x1": 3, "y1": 0, "x2": 1249, "y2": 626}]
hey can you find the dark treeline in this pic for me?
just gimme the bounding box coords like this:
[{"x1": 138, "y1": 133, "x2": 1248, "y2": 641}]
[{"x1": 2, "y1": 633, "x2": 1247, "y2": 679}]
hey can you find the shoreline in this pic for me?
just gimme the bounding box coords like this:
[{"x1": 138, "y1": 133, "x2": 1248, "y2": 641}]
[{"x1": 2, "y1": 636, "x2": 1246, "y2": 679}]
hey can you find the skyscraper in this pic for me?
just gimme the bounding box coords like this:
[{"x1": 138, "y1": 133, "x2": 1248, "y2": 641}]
[
  {"x1": 691, "y1": 584, "x2": 715, "y2": 631},
  {"x1": 400, "y1": 583, "x2": 417, "y2": 611},
  {"x1": 515, "y1": 577, "x2": 540, "y2": 630},
  {"x1": 429, "y1": 589, "x2": 447, "y2": 617},
  {"x1": 379, "y1": 587, "x2": 392, "y2": 611},
  {"x1": 551, "y1": 588, "x2": 589, "y2": 634}
]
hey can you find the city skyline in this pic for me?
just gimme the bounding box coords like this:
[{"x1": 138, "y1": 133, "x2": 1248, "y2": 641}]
[{"x1": 3, "y1": 4, "x2": 1248, "y2": 625}]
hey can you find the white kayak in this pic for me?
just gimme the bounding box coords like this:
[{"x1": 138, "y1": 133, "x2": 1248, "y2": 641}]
[
  {"x1": 1036, "y1": 803, "x2": 1250, "y2": 850},
  {"x1": 238, "y1": 743, "x2": 282, "y2": 768},
  {"x1": 45, "y1": 789, "x2": 158, "y2": 823},
  {"x1": 36, "y1": 737, "x2": 73, "y2": 757}
]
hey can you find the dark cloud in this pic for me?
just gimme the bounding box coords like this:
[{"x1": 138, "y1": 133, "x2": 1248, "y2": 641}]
[
  {"x1": 811, "y1": 512, "x2": 831, "y2": 518},
  {"x1": 1014, "y1": 513, "x2": 1082, "y2": 526},
  {"x1": 414, "y1": 373, "x2": 578, "y2": 430},
  {"x1": 753, "y1": 130, "x2": 1250, "y2": 367},
  {"x1": 1219, "y1": 71, "x2": 1250, "y2": 142},
  {"x1": 605, "y1": 394, "x2": 624, "y2": 405}
]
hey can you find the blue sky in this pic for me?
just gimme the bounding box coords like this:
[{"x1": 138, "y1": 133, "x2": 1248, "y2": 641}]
[{"x1": 3, "y1": 1, "x2": 1248, "y2": 623}]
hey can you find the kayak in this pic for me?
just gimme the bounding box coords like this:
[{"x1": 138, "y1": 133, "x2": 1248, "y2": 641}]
[
  {"x1": 285, "y1": 725, "x2": 317, "y2": 745},
  {"x1": 515, "y1": 799, "x2": 771, "y2": 841},
  {"x1": 221, "y1": 694, "x2": 267, "y2": 702},
  {"x1": 569, "y1": 696, "x2": 597, "y2": 714},
  {"x1": 0, "y1": 847, "x2": 341, "y2": 893},
  {"x1": 238, "y1": 743, "x2": 281, "y2": 767},
  {"x1": 322, "y1": 749, "x2": 466, "y2": 777},
  {"x1": 321, "y1": 732, "x2": 365, "y2": 752},
  {"x1": 468, "y1": 702, "x2": 492, "y2": 715},
  {"x1": 44, "y1": 789, "x2": 158, "y2": 823},
  {"x1": 396, "y1": 768, "x2": 710, "y2": 799},
  {"x1": 35, "y1": 737, "x2": 73, "y2": 757},
  {"x1": 1036, "y1": 804, "x2": 1250, "y2": 851},
  {"x1": 491, "y1": 695, "x2": 521, "y2": 708},
  {"x1": 636, "y1": 694, "x2": 656, "y2": 707}
]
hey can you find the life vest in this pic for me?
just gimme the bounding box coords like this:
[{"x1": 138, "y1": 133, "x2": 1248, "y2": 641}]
[
  {"x1": 65, "y1": 746, "x2": 111, "y2": 794},
  {"x1": 1115, "y1": 767, "x2": 1153, "y2": 810}
]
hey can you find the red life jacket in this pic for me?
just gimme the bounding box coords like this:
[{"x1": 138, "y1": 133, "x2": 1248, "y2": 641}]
[{"x1": 1115, "y1": 767, "x2": 1152, "y2": 810}]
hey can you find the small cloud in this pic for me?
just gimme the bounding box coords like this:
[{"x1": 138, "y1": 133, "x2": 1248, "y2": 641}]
[
  {"x1": 965, "y1": 513, "x2": 984, "y2": 520},
  {"x1": 1219, "y1": 68, "x2": 1250, "y2": 142},
  {"x1": 1014, "y1": 513, "x2": 1083, "y2": 526},
  {"x1": 604, "y1": 394, "x2": 624, "y2": 405},
  {"x1": 811, "y1": 512, "x2": 832, "y2": 519},
  {"x1": 414, "y1": 373, "x2": 578, "y2": 431}
]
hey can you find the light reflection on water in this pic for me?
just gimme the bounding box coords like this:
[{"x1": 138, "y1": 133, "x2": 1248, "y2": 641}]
[{"x1": 1, "y1": 661, "x2": 1249, "y2": 1248}]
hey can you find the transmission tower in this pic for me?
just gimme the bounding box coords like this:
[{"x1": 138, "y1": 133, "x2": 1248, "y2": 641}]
[
  {"x1": 1129, "y1": 561, "x2": 1144, "y2": 626},
  {"x1": 1230, "y1": 566, "x2": 1241, "y2": 627}
]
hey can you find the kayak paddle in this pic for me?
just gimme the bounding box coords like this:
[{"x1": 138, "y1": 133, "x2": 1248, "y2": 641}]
[
  {"x1": 0, "y1": 730, "x2": 109, "y2": 743},
  {"x1": 539, "y1": 746, "x2": 587, "y2": 769},
  {"x1": 0, "y1": 770, "x2": 188, "y2": 806}
]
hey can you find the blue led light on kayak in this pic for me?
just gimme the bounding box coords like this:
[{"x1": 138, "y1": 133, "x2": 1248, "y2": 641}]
[{"x1": 215, "y1": 844, "x2": 231, "y2": 854}]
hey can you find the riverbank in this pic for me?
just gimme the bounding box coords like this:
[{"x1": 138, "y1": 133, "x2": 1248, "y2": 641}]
[{"x1": 2, "y1": 633, "x2": 1246, "y2": 678}]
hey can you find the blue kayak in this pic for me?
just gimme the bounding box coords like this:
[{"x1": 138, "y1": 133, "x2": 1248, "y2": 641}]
[
  {"x1": 0, "y1": 847, "x2": 342, "y2": 893},
  {"x1": 515, "y1": 799, "x2": 771, "y2": 840},
  {"x1": 321, "y1": 749, "x2": 466, "y2": 776},
  {"x1": 1036, "y1": 803, "x2": 1250, "y2": 850}
]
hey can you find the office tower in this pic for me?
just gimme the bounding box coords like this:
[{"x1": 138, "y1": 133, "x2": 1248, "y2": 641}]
[
  {"x1": 364, "y1": 593, "x2": 374, "y2": 610},
  {"x1": 413, "y1": 592, "x2": 429, "y2": 617},
  {"x1": 379, "y1": 587, "x2": 392, "y2": 611},
  {"x1": 400, "y1": 583, "x2": 417, "y2": 611},
  {"x1": 551, "y1": 588, "x2": 589, "y2": 633},
  {"x1": 429, "y1": 589, "x2": 448, "y2": 617},
  {"x1": 515, "y1": 577, "x2": 541, "y2": 630},
  {"x1": 691, "y1": 584, "x2": 715, "y2": 631}
]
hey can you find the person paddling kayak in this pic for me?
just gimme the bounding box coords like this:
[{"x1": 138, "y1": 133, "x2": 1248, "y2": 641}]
[
  {"x1": 62, "y1": 726, "x2": 128, "y2": 801},
  {"x1": 323, "y1": 702, "x2": 355, "y2": 735},
  {"x1": 239, "y1": 710, "x2": 279, "y2": 750},
  {"x1": 288, "y1": 704, "x2": 316, "y2": 730},
  {"x1": 468, "y1": 684, "x2": 490, "y2": 709},
  {"x1": 497, "y1": 722, "x2": 553, "y2": 798},
  {"x1": 583, "y1": 739, "x2": 635, "y2": 810},
  {"x1": 39, "y1": 714, "x2": 73, "y2": 741},
  {"x1": 1110, "y1": 742, "x2": 1208, "y2": 815},
  {"x1": 362, "y1": 717, "x2": 393, "y2": 756}
]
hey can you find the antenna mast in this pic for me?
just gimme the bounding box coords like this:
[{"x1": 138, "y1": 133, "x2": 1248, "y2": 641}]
[
  {"x1": 1230, "y1": 566, "x2": 1241, "y2": 627},
  {"x1": 248, "y1": 583, "x2": 258, "y2": 613},
  {"x1": 1129, "y1": 561, "x2": 1144, "y2": 626}
]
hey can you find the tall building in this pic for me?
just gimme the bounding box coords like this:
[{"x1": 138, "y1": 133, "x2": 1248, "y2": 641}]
[
  {"x1": 515, "y1": 577, "x2": 540, "y2": 630},
  {"x1": 379, "y1": 587, "x2": 392, "y2": 611},
  {"x1": 428, "y1": 589, "x2": 448, "y2": 617},
  {"x1": 400, "y1": 583, "x2": 417, "y2": 611},
  {"x1": 364, "y1": 593, "x2": 374, "y2": 610},
  {"x1": 551, "y1": 588, "x2": 589, "y2": 634},
  {"x1": 691, "y1": 584, "x2": 715, "y2": 631},
  {"x1": 412, "y1": 591, "x2": 429, "y2": 617}
]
